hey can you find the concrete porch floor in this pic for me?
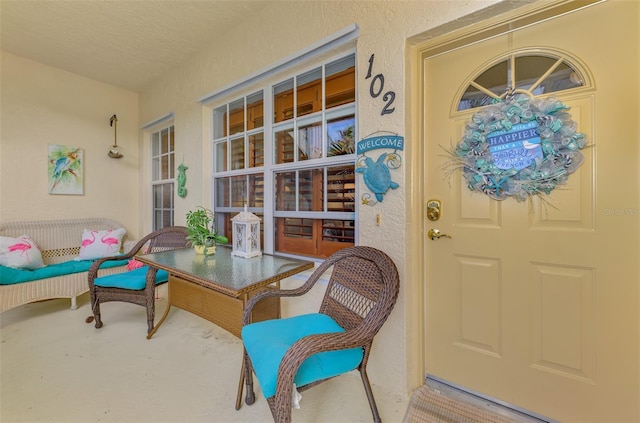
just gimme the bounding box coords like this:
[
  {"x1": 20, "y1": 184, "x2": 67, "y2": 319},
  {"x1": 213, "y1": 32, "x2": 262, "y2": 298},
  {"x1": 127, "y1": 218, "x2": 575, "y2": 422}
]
[{"x1": 0, "y1": 287, "x2": 409, "y2": 423}]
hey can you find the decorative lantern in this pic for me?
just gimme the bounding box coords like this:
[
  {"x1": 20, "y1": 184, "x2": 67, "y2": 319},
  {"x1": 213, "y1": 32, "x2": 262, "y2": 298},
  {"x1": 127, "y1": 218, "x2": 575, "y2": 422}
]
[{"x1": 231, "y1": 205, "x2": 262, "y2": 258}]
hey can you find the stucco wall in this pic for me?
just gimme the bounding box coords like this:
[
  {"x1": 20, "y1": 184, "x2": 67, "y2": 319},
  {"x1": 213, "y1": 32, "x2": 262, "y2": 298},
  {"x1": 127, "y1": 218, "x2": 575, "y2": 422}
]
[
  {"x1": 0, "y1": 0, "x2": 512, "y2": 401},
  {"x1": 0, "y1": 52, "x2": 141, "y2": 238},
  {"x1": 138, "y1": 0, "x2": 503, "y2": 397}
]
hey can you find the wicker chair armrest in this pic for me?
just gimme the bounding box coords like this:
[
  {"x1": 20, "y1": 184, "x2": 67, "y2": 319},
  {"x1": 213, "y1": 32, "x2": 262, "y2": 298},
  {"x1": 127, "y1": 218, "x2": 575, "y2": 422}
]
[
  {"x1": 271, "y1": 330, "x2": 368, "y2": 414},
  {"x1": 145, "y1": 266, "x2": 159, "y2": 290},
  {"x1": 242, "y1": 284, "x2": 312, "y2": 326},
  {"x1": 242, "y1": 258, "x2": 336, "y2": 326},
  {"x1": 87, "y1": 254, "x2": 131, "y2": 286},
  {"x1": 289, "y1": 330, "x2": 368, "y2": 357},
  {"x1": 87, "y1": 233, "x2": 158, "y2": 285}
]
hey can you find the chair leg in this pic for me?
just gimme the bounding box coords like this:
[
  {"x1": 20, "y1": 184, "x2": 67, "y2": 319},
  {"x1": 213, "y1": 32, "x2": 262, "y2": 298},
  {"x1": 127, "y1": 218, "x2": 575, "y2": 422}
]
[
  {"x1": 272, "y1": 389, "x2": 293, "y2": 423},
  {"x1": 236, "y1": 358, "x2": 245, "y2": 410},
  {"x1": 359, "y1": 367, "x2": 381, "y2": 423},
  {"x1": 146, "y1": 294, "x2": 155, "y2": 335},
  {"x1": 243, "y1": 351, "x2": 256, "y2": 406},
  {"x1": 91, "y1": 295, "x2": 103, "y2": 329}
]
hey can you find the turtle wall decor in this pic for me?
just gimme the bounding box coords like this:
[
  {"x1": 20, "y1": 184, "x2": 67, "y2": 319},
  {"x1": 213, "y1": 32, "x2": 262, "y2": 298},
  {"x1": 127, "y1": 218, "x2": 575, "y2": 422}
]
[
  {"x1": 356, "y1": 133, "x2": 404, "y2": 206},
  {"x1": 356, "y1": 153, "x2": 400, "y2": 203}
]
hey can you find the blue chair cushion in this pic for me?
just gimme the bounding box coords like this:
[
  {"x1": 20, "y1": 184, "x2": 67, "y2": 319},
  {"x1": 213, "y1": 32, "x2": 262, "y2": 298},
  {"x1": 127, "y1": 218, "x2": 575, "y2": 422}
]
[
  {"x1": 94, "y1": 266, "x2": 169, "y2": 290},
  {"x1": 242, "y1": 313, "x2": 364, "y2": 399},
  {"x1": 0, "y1": 259, "x2": 128, "y2": 285}
]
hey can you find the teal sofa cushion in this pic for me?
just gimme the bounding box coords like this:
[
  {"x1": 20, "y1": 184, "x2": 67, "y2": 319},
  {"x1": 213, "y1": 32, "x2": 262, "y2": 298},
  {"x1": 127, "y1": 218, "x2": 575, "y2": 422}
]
[
  {"x1": 0, "y1": 259, "x2": 128, "y2": 285},
  {"x1": 242, "y1": 313, "x2": 364, "y2": 399},
  {"x1": 93, "y1": 266, "x2": 169, "y2": 290}
]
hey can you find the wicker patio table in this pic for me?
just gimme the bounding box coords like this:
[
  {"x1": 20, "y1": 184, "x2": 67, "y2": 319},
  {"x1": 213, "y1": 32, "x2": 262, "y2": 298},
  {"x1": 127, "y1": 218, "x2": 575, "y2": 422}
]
[{"x1": 136, "y1": 246, "x2": 314, "y2": 339}]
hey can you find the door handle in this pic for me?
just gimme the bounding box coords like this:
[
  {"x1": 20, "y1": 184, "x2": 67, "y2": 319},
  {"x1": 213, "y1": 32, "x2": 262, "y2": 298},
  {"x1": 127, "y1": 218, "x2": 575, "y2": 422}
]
[{"x1": 428, "y1": 229, "x2": 452, "y2": 240}]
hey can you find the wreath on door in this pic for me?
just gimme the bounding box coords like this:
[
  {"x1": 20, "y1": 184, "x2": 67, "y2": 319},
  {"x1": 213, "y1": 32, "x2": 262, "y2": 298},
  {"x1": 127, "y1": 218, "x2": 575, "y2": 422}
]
[{"x1": 446, "y1": 94, "x2": 587, "y2": 201}]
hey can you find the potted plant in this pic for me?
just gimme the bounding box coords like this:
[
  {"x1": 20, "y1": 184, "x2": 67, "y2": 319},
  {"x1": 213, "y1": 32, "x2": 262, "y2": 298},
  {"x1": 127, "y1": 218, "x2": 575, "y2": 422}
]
[{"x1": 185, "y1": 206, "x2": 228, "y2": 255}]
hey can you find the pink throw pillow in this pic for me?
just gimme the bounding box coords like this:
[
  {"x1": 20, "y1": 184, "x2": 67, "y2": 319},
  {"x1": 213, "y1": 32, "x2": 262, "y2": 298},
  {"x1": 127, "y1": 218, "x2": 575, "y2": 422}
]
[{"x1": 126, "y1": 259, "x2": 144, "y2": 271}]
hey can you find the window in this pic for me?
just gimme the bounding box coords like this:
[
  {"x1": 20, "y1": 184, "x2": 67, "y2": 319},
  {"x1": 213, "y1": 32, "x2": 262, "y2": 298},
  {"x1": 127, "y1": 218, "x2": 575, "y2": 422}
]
[
  {"x1": 212, "y1": 53, "x2": 356, "y2": 259},
  {"x1": 458, "y1": 52, "x2": 586, "y2": 111},
  {"x1": 151, "y1": 125, "x2": 175, "y2": 230}
]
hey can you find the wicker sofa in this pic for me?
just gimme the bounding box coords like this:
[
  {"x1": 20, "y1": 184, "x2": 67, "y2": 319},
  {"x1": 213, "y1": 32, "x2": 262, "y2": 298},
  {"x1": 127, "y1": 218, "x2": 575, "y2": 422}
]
[{"x1": 0, "y1": 218, "x2": 131, "y2": 313}]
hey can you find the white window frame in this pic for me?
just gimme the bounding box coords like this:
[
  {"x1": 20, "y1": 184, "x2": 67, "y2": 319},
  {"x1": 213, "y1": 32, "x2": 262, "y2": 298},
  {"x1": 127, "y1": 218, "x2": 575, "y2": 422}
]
[
  {"x1": 150, "y1": 123, "x2": 175, "y2": 231},
  {"x1": 209, "y1": 50, "x2": 358, "y2": 258}
]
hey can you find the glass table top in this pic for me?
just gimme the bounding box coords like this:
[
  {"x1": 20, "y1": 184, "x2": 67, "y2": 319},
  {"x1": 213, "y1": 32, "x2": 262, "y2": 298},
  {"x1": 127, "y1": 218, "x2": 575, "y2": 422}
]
[{"x1": 137, "y1": 246, "x2": 314, "y2": 295}]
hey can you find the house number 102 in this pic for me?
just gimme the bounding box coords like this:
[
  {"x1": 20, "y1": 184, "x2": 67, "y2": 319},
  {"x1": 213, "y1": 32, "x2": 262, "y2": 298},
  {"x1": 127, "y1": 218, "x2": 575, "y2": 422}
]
[{"x1": 365, "y1": 54, "x2": 396, "y2": 116}]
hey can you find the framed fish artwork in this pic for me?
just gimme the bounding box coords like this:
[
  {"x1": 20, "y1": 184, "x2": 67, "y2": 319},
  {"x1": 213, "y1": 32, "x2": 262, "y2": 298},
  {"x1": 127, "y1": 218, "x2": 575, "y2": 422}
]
[{"x1": 48, "y1": 144, "x2": 83, "y2": 195}]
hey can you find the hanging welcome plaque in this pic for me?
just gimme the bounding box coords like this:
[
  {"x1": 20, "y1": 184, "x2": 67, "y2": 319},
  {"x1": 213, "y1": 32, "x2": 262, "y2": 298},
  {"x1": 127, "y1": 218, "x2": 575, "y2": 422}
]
[
  {"x1": 356, "y1": 133, "x2": 403, "y2": 205},
  {"x1": 357, "y1": 135, "x2": 404, "y2": 154},
  {"x1": 447, "y1": 94, "x2": 587, "y2": 202}
]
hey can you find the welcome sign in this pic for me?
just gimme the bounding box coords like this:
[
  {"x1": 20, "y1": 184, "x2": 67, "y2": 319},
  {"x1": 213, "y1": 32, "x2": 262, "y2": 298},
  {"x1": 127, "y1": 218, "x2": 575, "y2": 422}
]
[
  {"x1": 357, "y1": 135, "x2": 404, "y2": 154},
  {"x1": 487, "y1": 121, "x2": 542, "y2": 170}
]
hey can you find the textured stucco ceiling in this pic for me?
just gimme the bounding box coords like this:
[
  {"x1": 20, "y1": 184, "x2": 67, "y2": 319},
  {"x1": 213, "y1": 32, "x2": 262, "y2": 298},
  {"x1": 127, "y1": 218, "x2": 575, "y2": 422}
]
[{"x1": 1, "y1": 0, "x2": 269, "y2": 92}]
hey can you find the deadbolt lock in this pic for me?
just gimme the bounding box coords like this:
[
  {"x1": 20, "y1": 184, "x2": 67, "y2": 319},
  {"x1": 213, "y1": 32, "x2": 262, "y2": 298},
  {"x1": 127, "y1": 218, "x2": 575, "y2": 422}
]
[{"x1": 427, "y1": 199, "x2": 442, "y2": 221}]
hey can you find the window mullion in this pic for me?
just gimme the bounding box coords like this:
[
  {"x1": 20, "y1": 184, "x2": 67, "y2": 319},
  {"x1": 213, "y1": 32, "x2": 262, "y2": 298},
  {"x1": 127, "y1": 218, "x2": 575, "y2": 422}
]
[
  {"x1": 263, "y1": 90, "x2": 275, "y2": 254},
  {"x1": 323, "y1": 167, "x2": 328, "y2": 212}
]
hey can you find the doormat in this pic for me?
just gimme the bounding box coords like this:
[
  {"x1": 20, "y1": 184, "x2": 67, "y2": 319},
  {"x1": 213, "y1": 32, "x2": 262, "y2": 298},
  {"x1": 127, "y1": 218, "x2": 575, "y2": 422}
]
[{"x1": 403, "y1": 385, "x2": 516, "y2": 423}]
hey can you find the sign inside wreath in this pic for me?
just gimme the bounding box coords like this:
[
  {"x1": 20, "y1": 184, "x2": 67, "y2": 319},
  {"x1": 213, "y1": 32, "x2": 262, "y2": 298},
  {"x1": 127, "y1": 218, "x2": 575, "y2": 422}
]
[
  {"x1": 488, "y1": 121, "x2": 542, "y2": 170},
  {"x1": 447, "y1": 94, "x2": 587, "y2": 202}
]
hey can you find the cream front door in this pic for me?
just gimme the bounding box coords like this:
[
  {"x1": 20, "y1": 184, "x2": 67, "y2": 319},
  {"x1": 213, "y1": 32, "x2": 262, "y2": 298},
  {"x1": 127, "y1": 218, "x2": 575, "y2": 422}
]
[{"x1": 421, "y1": 1, "x2": 639, "y2": 422}]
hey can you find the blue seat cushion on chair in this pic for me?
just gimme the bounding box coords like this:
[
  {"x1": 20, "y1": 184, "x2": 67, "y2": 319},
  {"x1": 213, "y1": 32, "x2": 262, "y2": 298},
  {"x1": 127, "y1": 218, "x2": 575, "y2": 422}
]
[
  {"x1": 242, "y1": 313, "x2": 364, "y2": 399},
  {"x1": 94, "y1": 266, "x2": 169, "y2": 290}
]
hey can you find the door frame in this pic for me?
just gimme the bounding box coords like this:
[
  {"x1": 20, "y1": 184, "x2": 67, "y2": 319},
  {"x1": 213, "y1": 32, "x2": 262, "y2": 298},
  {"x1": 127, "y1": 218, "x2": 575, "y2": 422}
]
[{"x1": 405, "y1": 0, "x2": 604, "y2": 390}]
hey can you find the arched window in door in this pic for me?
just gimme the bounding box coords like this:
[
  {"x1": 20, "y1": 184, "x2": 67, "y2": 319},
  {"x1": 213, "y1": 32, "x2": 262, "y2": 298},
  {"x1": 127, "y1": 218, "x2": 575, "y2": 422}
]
[{"x1": 458, "y1": 50, "x2": 590, "y2": 111}]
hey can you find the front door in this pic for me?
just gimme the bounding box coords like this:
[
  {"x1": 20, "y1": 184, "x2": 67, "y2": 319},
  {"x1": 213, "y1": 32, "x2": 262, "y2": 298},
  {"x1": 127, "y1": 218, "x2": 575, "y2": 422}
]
[{"x1": 421, "y1": 1, "x2": 639, "y2": 421}]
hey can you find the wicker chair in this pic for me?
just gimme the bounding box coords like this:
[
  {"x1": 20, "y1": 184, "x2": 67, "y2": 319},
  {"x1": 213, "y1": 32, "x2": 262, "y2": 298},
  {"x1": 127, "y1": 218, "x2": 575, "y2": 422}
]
[
  {"x1": 237, "y1": 246, "x2": 400, "y2": 423},
  {"x1": 87, "y1": 226, "x2": 189, "y2": 335}
]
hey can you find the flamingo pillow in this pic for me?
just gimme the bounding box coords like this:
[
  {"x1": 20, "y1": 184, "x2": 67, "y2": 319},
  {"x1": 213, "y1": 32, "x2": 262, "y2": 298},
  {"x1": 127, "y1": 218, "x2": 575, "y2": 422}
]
[
  {"x1": 0, "y1": 235, "x2": 45, "y2": 269},
  {"x1": 77, "y1": 228, "x2": 126, "y2": 260}
]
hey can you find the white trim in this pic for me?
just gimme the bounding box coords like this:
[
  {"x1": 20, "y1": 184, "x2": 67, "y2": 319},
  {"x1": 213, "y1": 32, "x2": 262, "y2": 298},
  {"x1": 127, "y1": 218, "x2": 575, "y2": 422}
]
[
  {"x1": 141, "y1": 112, "x2": 175, "y2": 130},
  {"x1": 197, "y1": 24, "x2": 359, "y2": 105}
]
